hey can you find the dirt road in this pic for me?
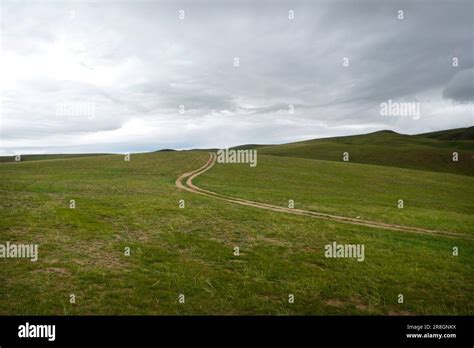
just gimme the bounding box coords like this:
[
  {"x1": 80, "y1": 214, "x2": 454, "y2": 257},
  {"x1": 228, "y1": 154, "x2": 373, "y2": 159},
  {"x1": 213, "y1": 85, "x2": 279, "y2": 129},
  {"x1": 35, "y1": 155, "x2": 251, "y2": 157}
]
[{"x1": 176, "y1": 152, "x2": 470, "y2": 239}]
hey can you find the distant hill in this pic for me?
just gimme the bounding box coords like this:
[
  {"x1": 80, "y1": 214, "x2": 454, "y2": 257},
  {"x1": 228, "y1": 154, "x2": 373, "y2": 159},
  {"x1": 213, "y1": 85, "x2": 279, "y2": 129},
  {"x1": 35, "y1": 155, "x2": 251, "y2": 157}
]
[
  {"x1": 230, "y1": 144, "x2": 269, "y2": 150},
  {"x1": 3, "y1": 127, "x2": 473, "y2": 175},
  {"x1": 251, "y1": 127, "x2": 474, "y2": 176},
  {"x1": 416, "y1": 126, "x2": 474, "y2": 141},
  {"x1": 0, "y1": 153, "x2": 108, "y2": 163}
]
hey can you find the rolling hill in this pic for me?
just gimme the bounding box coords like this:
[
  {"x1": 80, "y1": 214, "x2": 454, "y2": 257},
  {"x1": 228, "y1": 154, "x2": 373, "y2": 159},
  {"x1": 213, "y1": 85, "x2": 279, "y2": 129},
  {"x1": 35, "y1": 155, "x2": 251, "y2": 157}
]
[
  {"x1": 0, "y1": 154, "x2": 108, "y2": 163},
  {"x1": 253, "y1": 127, "x2": 474, "y2": 175},
  {"x1": 0, "y1": 126, "x2": 472, "y2": 315}
]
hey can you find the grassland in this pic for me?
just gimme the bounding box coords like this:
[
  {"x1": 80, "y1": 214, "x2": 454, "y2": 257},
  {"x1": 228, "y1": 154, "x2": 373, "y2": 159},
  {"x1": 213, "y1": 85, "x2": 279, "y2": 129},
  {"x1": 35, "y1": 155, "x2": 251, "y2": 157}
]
[
  {"x1": 195, "y1": 155, "x2": 474, "y2": 235},
  {"x1": 256, "y1": 128, "x2": 474, "y2": 176},
  {"x1": 0, "y1": 143, "x2": 473, "y2": 315},
  {"x1": 0, "y1": 154, "x2": 107, "y2": 163}
]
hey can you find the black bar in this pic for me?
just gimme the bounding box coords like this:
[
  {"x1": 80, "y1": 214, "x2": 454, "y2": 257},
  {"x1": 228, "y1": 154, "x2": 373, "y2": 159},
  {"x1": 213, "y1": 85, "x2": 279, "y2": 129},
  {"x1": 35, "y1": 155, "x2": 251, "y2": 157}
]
[{"x1": 0, "y1": 316, "x2": 472, "y2": 346}]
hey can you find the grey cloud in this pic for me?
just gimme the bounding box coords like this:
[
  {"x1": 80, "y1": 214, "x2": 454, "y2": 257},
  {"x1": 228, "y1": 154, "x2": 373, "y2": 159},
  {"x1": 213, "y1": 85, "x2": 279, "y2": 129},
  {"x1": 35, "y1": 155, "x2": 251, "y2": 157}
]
[
  {"x1": 443, "y1": 69, "x2": 474, "y2": 103},
  {"x1": 1, "y1": 0, "x2": 473, "y2": 155}
]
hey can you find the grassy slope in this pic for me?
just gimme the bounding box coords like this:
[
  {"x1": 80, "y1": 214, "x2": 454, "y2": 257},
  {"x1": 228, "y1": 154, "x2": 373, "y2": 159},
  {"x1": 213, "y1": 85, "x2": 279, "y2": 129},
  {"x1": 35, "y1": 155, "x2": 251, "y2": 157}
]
[
  {"x1": 256, "y1": 128, "x2": 474, "y2": 176},
  {"x1": 417, "y1": 126, "x2": 474, "y2": 141},
  {"x1": 0, "y1": 152, "x2": 472, "y2": 315},
  {"x1": 0, "y1": 154, "x2": 107, "y2": 163},
  {"x1": 196, "y1": 155, "x2": 474, "y2": 235}
]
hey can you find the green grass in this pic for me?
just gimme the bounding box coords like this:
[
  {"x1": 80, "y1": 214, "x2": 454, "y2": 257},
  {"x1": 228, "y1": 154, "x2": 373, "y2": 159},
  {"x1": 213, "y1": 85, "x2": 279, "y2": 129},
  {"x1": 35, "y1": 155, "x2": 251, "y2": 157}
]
[
  {"x1": 417, "y1": 126, "x2": 474, "y2": 141},
  {"x1": 196, "y1": 155, "x2": 474, "y2": 235},
  {"x1": 0, "y1": 150, "x2": 473, "y2": 315},
  {"x1": 0, "y1": 154, "x2": 108, "y2": 163},
  {"x1": 256, "y1": 128, "x2": 474, "y2": 176}
]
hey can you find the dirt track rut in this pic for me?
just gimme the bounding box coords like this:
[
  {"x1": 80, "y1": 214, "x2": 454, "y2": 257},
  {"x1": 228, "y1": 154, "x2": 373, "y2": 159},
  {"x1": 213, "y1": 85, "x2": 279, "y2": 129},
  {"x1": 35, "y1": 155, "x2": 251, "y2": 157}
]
[{"x1": 176, "y1": 152, "x2": 470, "y2": 239}]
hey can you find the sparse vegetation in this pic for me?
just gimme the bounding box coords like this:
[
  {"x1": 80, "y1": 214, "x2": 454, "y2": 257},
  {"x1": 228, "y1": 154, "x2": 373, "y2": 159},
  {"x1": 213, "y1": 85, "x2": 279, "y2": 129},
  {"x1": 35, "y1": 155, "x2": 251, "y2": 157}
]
[{"x1": 0, "y1": 129, "x2": 472, "y2": 315}]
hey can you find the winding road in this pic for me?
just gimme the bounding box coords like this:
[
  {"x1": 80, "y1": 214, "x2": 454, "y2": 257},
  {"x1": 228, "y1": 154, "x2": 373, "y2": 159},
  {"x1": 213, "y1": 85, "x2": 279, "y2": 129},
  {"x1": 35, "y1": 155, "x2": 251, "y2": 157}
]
[{"x1": 176, "y1": 152, "x2": 470, "y2": 239}]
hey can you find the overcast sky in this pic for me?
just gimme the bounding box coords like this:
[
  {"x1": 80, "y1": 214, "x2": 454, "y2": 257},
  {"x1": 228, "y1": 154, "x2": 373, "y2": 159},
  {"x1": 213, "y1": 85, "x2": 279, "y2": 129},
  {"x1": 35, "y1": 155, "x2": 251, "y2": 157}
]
[{"x1": 0, "y1": 0, "x2": 473, "y2": 155}]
